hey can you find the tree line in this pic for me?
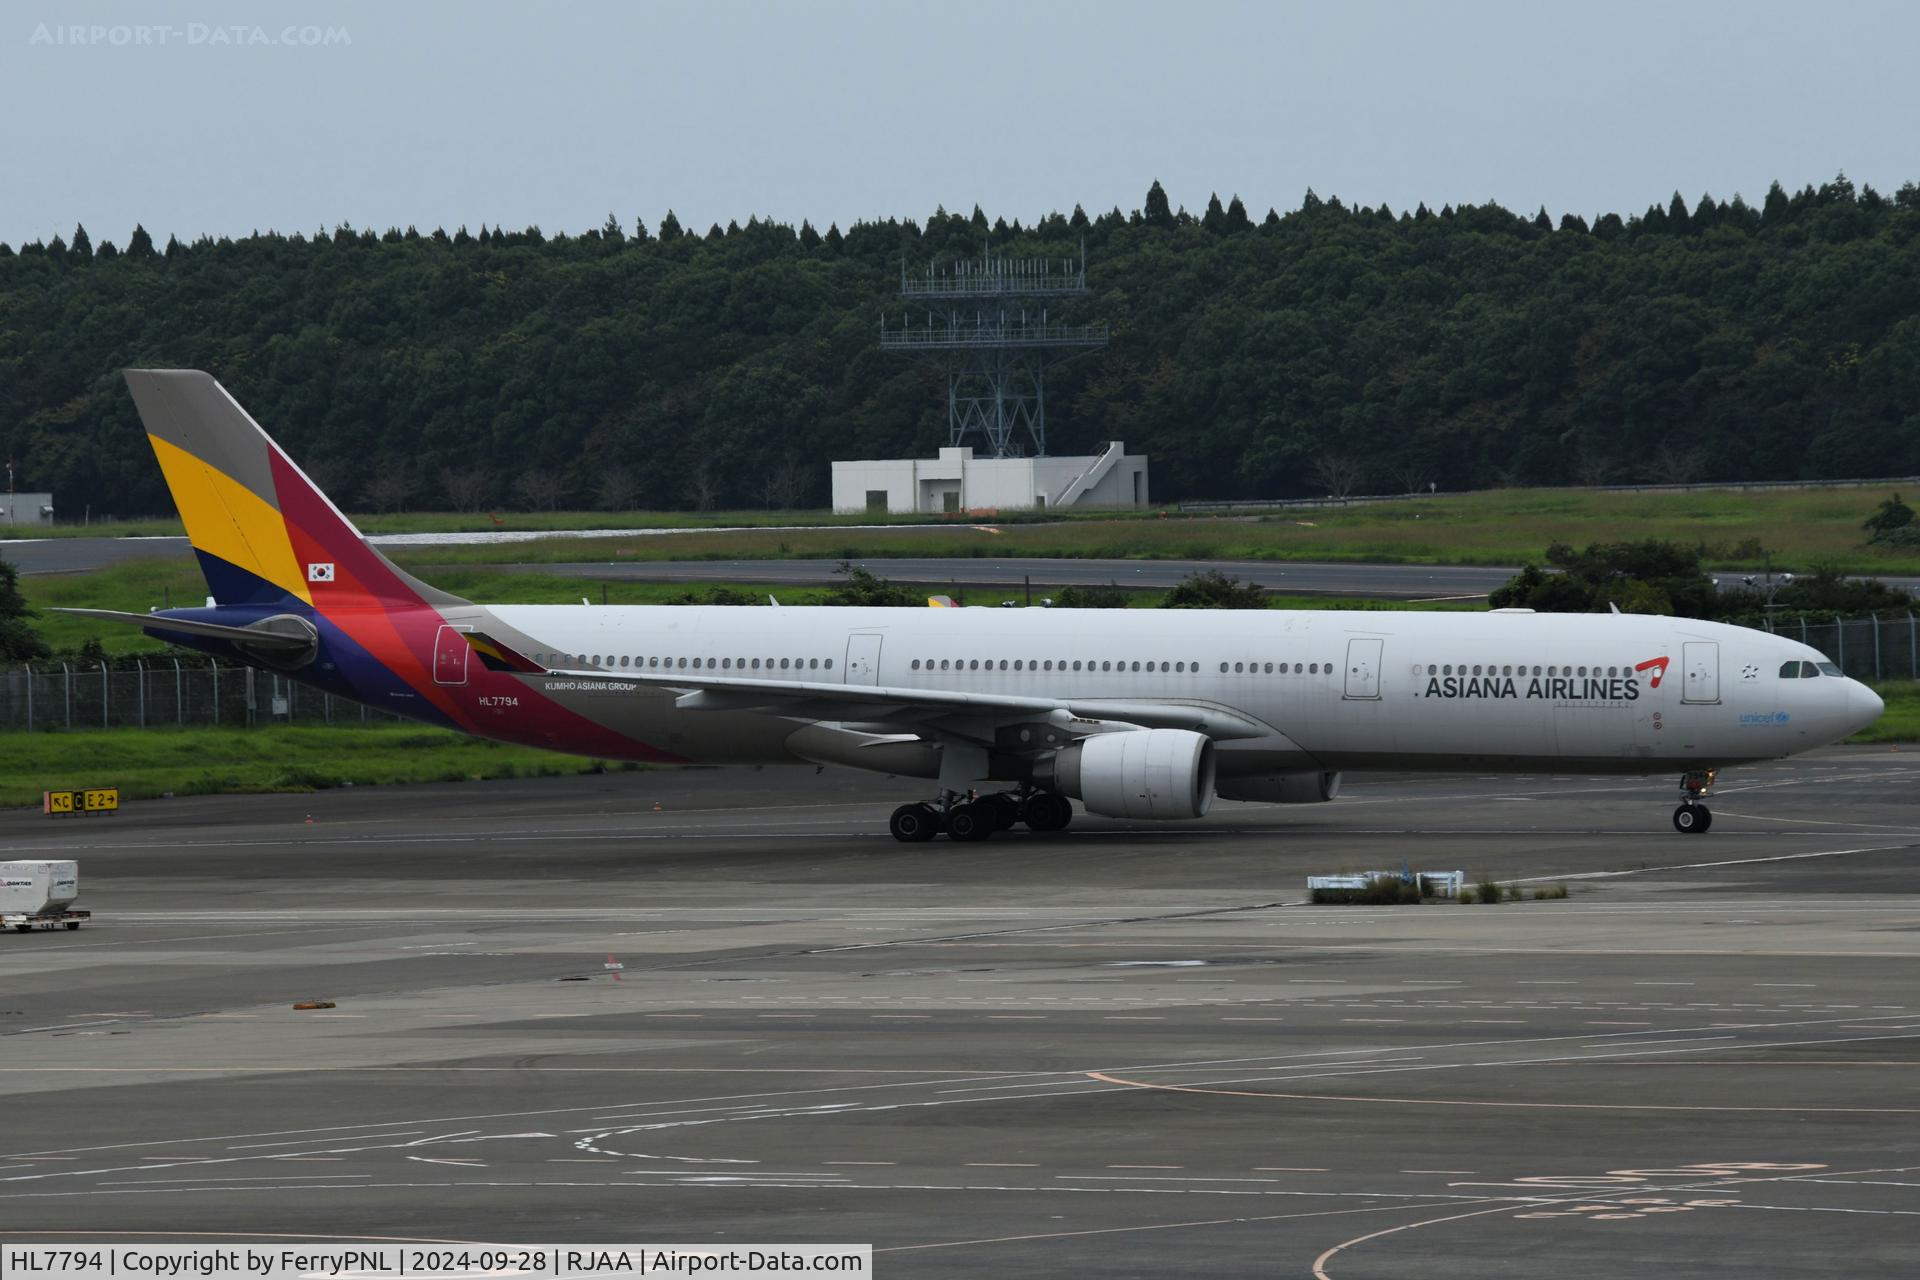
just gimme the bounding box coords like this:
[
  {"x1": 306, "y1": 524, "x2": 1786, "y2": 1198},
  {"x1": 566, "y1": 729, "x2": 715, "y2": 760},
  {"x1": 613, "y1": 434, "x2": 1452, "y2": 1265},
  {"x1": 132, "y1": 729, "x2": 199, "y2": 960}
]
[{"x1": 4, "y1": 174, "x2": 1919, "y2": 517}]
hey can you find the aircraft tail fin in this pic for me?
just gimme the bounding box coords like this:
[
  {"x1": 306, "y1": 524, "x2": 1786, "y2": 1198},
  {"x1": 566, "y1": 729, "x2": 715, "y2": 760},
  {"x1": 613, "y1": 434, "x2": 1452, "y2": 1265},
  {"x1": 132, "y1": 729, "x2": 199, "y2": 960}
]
[{"x1": 122, "y1": 370, "x2": 464, "y2": 611}]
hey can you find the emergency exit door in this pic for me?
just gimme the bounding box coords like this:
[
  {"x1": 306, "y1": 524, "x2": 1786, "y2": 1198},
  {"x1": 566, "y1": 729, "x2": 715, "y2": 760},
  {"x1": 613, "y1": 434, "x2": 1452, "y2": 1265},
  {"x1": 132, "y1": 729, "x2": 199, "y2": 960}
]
[
  {"x1": 844, "y1": 634, "x2": 883, "y2": 685},
  {"x1": 1682, "y1": 641, "x2": 1720, "y2": 704},
  {"x1": 1344, "y1": 638, "x2": 1383, "y2": 700},
  {"x1": 433, "y1": 625, "x2": 471, "y2": 686}
]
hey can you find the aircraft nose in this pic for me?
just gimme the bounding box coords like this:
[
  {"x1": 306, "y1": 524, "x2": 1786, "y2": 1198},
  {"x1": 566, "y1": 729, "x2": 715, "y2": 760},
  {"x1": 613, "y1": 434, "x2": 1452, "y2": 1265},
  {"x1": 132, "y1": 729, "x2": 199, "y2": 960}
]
[{"x1": 1848, "y1": 680, "x2": 1885, "y2": 733}]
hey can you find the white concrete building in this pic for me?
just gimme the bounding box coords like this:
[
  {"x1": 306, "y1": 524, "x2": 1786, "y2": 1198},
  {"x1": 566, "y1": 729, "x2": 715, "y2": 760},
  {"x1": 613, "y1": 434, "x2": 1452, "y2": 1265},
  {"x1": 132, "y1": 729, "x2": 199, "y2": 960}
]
[
  {"x1": 0, "y1": 493, "x2": 54, "y2": 526},
  {"x1": 832, "y1": 444, "x2": 1148, "y2": 515}
]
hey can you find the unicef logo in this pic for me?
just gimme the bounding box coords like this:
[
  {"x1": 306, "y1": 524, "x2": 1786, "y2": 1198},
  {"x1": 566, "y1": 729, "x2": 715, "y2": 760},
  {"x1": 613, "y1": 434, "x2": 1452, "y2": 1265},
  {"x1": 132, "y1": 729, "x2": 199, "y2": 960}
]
[{"x1": 1775, "y1": 711, "x2": 1791, "y2": 723}]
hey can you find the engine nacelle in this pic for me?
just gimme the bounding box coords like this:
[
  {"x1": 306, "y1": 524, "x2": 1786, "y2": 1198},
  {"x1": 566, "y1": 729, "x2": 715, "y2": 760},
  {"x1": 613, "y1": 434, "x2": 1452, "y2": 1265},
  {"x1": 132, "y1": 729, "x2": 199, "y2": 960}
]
[
  {"x1": 1214, "y1": 770, "x2": 1342, "y2": 804},
  {"x1": 1038, "y1": 728, "x2": 1215, "y2": 820}
]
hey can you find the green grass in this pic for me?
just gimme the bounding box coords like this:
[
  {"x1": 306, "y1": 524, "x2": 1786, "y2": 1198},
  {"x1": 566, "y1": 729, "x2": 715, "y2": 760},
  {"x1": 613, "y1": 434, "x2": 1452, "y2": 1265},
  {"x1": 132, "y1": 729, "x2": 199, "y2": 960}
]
[
  {"x1": 10, "y1": 506, "x2": 1071, "y2": 540},
  {"x1": 0, "y1": 723, "x2": 638, "y2": 809},
  {"x1": 14, "y1": 485, "x2": 1920, "y2": 574},
  {"x1": 20, "y1": 560, "x2": 214, "y2": 654},
  {"x1": 377, "y1": 487, "x2": 1920, "y2": 575},
  {"x1": 18, "y1": 559, "x2": 1484, "y2": 657},
  {"x1": 1851, "y1": 682, "x2": 1920, "y2": 743}
]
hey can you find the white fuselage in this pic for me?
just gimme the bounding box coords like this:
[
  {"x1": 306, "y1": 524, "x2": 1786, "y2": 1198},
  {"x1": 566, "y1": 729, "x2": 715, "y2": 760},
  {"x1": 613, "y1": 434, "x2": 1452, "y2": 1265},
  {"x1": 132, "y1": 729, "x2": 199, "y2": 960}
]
[{"x1": 461, "y1": 604, "x2": 1879, "y2": 777}]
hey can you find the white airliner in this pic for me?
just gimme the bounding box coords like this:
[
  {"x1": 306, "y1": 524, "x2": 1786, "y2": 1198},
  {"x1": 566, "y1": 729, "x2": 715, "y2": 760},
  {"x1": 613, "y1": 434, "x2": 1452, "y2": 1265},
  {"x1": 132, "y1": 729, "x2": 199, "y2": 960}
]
[{"x1": 62, "y1": 371, "x2": 1884, "y2": 841}]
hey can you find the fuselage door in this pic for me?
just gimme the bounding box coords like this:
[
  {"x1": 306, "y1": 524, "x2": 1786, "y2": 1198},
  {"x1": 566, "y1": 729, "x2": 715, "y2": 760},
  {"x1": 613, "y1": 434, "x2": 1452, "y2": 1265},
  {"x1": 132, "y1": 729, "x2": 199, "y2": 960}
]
[
  {"x1": 1682, "y1": 641, "x2": 1720, "y2": 704},
  {"x1": 1343, "y1": 637, "x2": 1384, "y2": 700},
  {"x1": 844, "y1": 633, "x2": 883, "y2": 686},
  {"x1": 433, "y1": 624, "x2": 472, "y2": 687}
]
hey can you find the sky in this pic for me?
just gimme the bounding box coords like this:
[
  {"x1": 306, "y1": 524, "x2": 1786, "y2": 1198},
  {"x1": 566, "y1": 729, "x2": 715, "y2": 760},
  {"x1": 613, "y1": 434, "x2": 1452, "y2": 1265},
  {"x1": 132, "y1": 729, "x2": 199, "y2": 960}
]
[{"x1": 3, "y1": 0, "x2": 1917, "y2": 247}]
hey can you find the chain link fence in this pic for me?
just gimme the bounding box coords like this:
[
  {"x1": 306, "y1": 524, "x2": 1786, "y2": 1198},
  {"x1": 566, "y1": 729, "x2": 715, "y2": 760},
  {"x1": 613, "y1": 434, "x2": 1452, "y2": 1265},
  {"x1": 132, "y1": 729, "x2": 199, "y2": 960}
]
[
  {"x1": 0, "y1": 661, "x2": 399, "y2": 732},
  {"x1": 1748, "y1": 614, "x2": 1920, "y2": 683}
]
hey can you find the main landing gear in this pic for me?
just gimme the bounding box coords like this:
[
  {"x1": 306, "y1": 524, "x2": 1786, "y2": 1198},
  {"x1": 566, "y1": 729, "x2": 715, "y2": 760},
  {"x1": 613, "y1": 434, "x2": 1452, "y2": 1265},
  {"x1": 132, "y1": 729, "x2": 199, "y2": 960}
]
[
  {"x1": 888, "y1": 788, "x2": 1073, "y2": 843},
  {"x1": 1672, "y1": 768, "x2": 1717, "y2": 834}
]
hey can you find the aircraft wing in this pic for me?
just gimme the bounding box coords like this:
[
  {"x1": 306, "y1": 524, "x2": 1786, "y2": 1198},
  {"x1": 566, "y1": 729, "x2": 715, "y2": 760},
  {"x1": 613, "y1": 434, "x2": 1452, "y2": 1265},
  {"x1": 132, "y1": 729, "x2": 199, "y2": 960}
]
[{"x1": 540, "y1": 667, "x2": 1272, "y2": 741}]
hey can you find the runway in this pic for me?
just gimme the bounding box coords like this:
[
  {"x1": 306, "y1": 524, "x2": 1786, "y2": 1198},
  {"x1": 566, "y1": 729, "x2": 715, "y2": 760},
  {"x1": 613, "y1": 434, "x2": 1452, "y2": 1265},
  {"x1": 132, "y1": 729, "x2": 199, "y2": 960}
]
[
  {"x1": 0, "y1": 535, "x2": 1511, "y2": 598},
  {"x1": 12, "y1": 537, "x2": 1920, "y2": 603},
  {"x1": 3, "y1": 752, "x2": 1919, "y2": 1277},
  {"x1": 517, "y1": 556, "x2": 1517, "y2": 599}
]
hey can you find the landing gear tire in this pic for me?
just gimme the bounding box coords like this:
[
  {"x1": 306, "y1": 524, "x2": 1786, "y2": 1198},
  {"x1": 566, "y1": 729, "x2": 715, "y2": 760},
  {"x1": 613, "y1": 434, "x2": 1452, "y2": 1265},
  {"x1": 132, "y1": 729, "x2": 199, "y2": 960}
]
[
  {"x1": 987, "y1": 793, "x2": 1023, "y2": 831},
  {"x1": 1023, "y1": 791, "x2": 1073, "y2": 833},
  {"x1": 889, "y1": 802, "x2": 940, "y2": 843},
  {"x1": 946, "y1": 801, "x2": 995, "y2": 842},
  {"x1": 1672, "y1": 803, "x2": 1712, "y2": 834}
]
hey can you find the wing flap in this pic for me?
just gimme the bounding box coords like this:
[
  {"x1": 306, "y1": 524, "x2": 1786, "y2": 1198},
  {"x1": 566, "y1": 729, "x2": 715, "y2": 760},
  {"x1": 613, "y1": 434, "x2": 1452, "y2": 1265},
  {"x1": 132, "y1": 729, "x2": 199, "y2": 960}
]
[{"x1": 539, "y1": 667, "x2": 1271, "y2": 741}]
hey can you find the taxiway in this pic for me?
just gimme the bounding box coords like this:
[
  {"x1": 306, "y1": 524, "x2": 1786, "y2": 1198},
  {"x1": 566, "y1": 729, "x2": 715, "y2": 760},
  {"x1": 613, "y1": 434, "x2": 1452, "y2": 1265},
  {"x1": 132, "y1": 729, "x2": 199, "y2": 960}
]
[{"x1": 3, "y1": 752, "x2": 1918, "y2": 1277}]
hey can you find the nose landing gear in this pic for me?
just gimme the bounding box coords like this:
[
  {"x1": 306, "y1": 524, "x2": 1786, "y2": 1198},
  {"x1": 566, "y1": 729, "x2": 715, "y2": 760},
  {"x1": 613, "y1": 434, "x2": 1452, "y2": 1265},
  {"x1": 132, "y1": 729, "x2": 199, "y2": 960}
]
[{"x1": 1672, "y1": 768, "x2": 1716, "y2": 834}]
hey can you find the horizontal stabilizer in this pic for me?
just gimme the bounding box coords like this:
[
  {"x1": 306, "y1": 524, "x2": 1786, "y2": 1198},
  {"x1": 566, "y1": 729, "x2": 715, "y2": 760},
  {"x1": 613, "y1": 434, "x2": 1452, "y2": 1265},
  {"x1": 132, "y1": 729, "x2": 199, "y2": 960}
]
[{"x1": 51, "y1": 607, "x2": 317, "y2": 652}]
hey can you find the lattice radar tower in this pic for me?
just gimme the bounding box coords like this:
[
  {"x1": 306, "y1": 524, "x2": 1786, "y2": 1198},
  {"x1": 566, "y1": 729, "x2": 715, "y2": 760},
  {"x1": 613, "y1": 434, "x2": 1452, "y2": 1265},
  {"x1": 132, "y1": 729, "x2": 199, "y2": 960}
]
[{"x1": 879, "y1": 244, "x2": 1108, "y2": 458}]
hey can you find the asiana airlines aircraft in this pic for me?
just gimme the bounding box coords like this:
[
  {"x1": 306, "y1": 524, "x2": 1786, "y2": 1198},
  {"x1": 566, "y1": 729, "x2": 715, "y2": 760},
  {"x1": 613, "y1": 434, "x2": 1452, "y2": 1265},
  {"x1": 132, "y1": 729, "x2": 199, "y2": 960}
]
[{"x1": 62, "y1": 371, "x2": 1884, "y2": 842}]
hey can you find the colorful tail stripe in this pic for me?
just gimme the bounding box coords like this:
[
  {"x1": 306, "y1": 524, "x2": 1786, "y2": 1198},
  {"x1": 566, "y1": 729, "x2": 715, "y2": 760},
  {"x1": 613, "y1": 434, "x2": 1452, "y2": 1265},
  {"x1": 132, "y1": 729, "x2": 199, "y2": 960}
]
[{"x1": 125, "y1": 370, "x2": 678, "y2": 762}]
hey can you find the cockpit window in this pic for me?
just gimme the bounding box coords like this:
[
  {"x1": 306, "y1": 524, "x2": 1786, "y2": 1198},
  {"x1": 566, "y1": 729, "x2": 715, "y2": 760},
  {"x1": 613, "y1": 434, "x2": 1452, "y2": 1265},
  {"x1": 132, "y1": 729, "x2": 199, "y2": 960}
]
[
  {"x1": 1779, "y1": 661, "x2": 1800, "y2": 678},
  {"x1": 1818, "y1": 662, "x2": 1842, "y2": 676}
]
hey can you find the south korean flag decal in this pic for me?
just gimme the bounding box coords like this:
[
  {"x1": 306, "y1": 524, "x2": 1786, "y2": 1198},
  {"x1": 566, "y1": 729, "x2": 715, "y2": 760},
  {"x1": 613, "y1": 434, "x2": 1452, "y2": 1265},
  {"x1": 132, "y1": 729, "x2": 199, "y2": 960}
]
[{"x1": 307, "y1": 562, "x2": 336, "y2": 583}]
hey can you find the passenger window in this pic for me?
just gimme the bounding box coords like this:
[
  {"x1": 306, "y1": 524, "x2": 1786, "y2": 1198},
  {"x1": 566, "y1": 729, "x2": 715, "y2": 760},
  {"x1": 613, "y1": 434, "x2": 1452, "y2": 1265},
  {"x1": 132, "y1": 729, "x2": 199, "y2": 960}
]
[
  {"x1": 1219, "y1": 662, "x2": 1229, "y2": 673},
  {"x1": 1000, "y1": 659, "x2": 1009, "y2": 671},
  {"x1": 1308, "y1": 663, "x2": 1318, "y2": 674},
  {"x1": 1472, "y1": 665, "x2": 1482, "y2": 676}
]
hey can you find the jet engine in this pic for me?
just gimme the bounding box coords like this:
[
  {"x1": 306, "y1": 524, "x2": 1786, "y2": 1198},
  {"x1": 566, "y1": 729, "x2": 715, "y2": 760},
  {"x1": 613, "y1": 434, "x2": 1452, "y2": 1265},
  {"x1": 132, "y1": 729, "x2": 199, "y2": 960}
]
[
  {"x1": 1214, "y1": 770, "x2": 1342, "y2": 804},
  {"x1": 1036, "y1": 728, "x2": 1215, "y2": 820}
]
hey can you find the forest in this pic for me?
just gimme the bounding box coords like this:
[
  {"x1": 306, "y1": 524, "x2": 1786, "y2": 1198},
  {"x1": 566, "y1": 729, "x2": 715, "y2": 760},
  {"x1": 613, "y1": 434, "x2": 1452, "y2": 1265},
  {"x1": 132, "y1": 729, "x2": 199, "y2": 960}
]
[{"x1": 2, "y1": 175, "x2": 1917, "y2": 516}]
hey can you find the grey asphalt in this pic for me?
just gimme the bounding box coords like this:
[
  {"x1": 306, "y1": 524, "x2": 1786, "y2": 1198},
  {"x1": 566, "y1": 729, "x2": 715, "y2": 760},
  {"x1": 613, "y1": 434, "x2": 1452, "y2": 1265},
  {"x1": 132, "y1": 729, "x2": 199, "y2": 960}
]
[
  {"x1": 0, "y1": 535, "x2": 1510, "y2": 596},
  {"x1": 4, "y1": 751, "x2": 1919, "y2": 1276},
  {"x1": 529, "y1": 556, "x2": 1519, "y2": 598},
  {"x1": 10, "y1": 536, "x2": 1919, "y2": 601}
]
